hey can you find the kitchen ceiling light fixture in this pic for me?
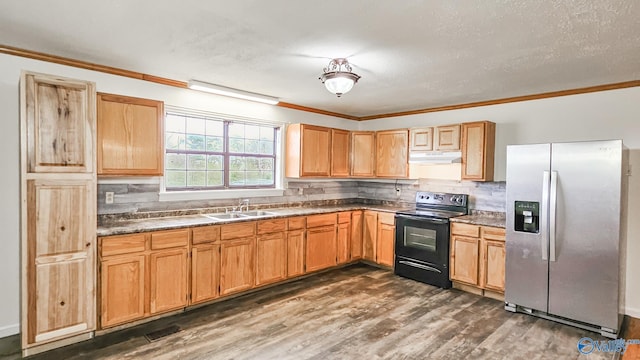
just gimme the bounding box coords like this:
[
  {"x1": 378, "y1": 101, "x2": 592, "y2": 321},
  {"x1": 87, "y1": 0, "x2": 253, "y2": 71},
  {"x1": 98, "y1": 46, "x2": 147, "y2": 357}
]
[
  {"x1": 319, "y1": 58, "x2": 361, "y2": 97},
  {"x1": 187, "y1": 80, "x2": 280, "y2": 105}
]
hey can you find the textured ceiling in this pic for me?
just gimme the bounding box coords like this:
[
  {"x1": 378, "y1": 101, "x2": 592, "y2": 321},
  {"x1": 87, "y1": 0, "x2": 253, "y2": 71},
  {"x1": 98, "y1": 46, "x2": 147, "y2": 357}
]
[{"x1": 1, "y1": 1, "x2": 639, "y2": 117}]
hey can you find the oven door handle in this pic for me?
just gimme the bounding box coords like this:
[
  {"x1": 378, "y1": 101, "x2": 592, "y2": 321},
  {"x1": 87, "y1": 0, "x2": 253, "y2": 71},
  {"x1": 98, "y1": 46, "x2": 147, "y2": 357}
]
[
  {"x1": 395, "y1": 214, "x2": 448, "y2": 225},
  {"x1": 398, "y1": 260, "x2": 442, "y2": 274}
]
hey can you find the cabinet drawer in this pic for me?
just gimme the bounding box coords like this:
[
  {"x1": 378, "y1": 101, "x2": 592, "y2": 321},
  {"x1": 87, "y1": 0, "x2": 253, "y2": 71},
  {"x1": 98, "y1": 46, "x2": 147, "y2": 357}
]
[
  {"x1": 378, "y1": 212, "x2": 395, "y2": 225},
  {"x1": 451, "y1": 222, "x2": 480, "y2": 237},
  {"x1": 151, "y1": 229, "x2": 189, "y2": 250},
  {"x1": 192, "y1": 225, "x2": 221, "y2": 244},
  {"x1": 287, "y1": 216, "x2": 306, "y2": 230},
  {"x1": 481, "y1": 226, "x2": 505, "y2": 241},
  {"x1": 100, "y1": 234, "x2": 146, "y2": 257},
  {"x1": 221, "y1": 222, "x2": 256, "y2": 240},
  {"x1": 337, "y1": 212, "x2": 351, "y2": 224},
  {"x1": 307, "y1": 213, "x2": 337, "y2": 228},
  {"x1": 257, "y1": 219, "x2": 286, "y2": 234}
]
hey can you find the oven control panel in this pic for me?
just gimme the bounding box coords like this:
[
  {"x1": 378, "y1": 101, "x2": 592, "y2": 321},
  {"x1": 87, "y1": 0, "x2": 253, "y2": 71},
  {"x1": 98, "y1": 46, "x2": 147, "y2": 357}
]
[{"x1": 416, "y1": 191, "x2": 468, "y2": 207}]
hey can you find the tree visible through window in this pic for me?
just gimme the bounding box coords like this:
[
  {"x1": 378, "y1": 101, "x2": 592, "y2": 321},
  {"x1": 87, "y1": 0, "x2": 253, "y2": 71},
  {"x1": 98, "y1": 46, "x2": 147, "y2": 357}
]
[{"x1": 164, "y1": 112, "x2": 278, "y2": 190}]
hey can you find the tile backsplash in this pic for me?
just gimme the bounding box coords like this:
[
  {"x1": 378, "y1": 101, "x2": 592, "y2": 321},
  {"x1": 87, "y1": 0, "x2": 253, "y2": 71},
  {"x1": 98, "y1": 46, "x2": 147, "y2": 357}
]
[{"x1": 98, "y1": 179, "x2": 506, "y2": 215}]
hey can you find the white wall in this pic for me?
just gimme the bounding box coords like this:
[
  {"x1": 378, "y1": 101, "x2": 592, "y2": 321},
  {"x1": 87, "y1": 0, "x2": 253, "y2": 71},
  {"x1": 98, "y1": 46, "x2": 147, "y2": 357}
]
[
  {"x1": 358, "y1": 87, "x2": 640, "y2": 317},
  {"x1": 0, "y1": 53, "x2": 357, "y2": 337}
]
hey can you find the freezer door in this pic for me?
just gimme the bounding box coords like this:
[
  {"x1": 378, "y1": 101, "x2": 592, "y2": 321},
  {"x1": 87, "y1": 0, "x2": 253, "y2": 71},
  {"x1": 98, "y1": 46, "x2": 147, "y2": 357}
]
[
  {"x1": 548, "y1": 140, "x2": 622, "y2": 329},
  {"x1": 505, "y1": 143, "x2": 550, "y2": 312}
]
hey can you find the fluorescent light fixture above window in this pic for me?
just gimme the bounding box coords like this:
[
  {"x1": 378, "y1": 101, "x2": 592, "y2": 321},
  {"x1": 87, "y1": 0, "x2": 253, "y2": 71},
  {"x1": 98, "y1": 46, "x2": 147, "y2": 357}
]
[{"x1": 187, "y1": 80, "x2": 280, "y2": 105}]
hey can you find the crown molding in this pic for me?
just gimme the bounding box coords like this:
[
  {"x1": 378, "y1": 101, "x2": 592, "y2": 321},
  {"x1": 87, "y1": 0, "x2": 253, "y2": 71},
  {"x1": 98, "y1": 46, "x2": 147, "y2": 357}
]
[{"x1": 2, "y1": 45, "x2": 638, "y2": 121}]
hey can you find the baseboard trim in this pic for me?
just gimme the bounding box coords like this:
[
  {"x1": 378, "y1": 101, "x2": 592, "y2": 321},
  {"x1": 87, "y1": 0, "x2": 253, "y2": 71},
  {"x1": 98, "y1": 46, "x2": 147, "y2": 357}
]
[
  {"x1": 625, "y1": 306, "x2": 640, "y2": 319},
  {"x1": 0, "y1": 323, "x2": 19, "y2": 338}
]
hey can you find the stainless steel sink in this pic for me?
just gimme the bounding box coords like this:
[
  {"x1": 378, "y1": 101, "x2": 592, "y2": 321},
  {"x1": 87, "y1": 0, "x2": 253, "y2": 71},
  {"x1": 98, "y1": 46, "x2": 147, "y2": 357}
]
[
  {"x1": 203, "y1": 213, "x2": 248, "y2": 220},
  {"x1": 202, "y1": 210, "x2": 278, "y2": 220},
  {"x1": 239, "y1": 210, "x2": 278, "y2": 217}
]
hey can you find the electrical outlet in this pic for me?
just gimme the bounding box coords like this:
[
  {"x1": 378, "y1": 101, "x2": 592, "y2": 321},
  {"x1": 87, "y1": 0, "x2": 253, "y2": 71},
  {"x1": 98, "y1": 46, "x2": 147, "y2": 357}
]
[
  {"x1": 298, "y1": 187, "x2": 304, "y2": 195},
  {"x1": 105, "y1": 192, "x2": 114, "y2": 204}
]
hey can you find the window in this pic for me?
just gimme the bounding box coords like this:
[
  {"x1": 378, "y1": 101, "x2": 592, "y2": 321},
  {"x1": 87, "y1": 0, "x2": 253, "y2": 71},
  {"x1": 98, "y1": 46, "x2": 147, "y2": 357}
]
[{"x1": 164, "y1": 111, "x2": 279, "y2": 191}]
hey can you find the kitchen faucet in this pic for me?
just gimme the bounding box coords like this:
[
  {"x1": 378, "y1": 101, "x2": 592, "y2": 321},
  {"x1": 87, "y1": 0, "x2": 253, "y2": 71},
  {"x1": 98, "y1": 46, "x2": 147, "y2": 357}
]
[{"x1": 239, "y1": 199, "x2": 250, "y2": 212}]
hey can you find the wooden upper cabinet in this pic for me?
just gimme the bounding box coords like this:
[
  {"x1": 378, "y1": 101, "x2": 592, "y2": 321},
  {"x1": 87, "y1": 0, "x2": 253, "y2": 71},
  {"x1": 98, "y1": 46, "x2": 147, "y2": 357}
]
[
  {"x1": 331, "y1": 129, "x2": 350, "y2": 177},
  {"x1": 434, "y1": 124, "x2": 461, "y2": 151},
  {"x1": 23, "y1": 72, "x2": 96, "y2": 174},
  {"x1": 97, "y1": 93, "x2": 164, "y2": 176},
  {"x1": 375, "y1": 129, "x2": 409, "y2": 178},
  {"x1": 285, "y1": 124, "x2": 331, "y2": 177},
  {"x1": 461, "y1": 121, "x2": 496, "y2": 181},
  {"x1": 351, "y1": 131, "x2": 375, "y2": 177},
  {"x1": 409, "y1": 127, "x2": 433, "y2": 152}
]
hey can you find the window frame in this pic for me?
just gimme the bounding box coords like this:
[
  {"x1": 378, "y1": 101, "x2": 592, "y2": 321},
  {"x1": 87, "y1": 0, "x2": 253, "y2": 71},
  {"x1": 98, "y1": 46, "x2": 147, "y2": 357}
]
[{"x1": 162, "y1": 107, "x2": 282, "y2": 193}]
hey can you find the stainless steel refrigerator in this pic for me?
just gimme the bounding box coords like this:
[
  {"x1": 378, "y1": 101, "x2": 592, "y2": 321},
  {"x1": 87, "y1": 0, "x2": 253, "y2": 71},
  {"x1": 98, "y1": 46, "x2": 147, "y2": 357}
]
[{"x1": 505, "y1": 140, "x2": 627, "y2": 338}]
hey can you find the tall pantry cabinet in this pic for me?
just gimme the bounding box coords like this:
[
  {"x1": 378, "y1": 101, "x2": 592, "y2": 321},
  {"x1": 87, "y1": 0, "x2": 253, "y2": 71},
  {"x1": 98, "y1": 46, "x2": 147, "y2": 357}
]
[{"x1": 20, "y1": 72, "x2": 97, "y2": 356}]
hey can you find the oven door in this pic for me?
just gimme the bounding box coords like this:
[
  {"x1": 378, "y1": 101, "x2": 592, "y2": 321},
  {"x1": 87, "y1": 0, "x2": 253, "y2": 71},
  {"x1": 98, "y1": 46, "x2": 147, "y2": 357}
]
[{"x1": 394, "y1": 214, "x2": 450, "y2": 268}]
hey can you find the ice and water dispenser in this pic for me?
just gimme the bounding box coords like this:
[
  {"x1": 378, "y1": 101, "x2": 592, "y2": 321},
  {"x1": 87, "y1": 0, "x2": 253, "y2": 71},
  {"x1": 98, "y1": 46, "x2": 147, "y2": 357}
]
[{"x1": 514, "y1": 201, "x2": 539, "y2": 233}]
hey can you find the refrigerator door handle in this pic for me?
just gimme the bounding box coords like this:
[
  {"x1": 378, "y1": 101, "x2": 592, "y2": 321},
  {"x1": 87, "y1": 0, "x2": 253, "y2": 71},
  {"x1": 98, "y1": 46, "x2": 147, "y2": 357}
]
[
  {"x1": 549, "y1": 170, "x2": 558, "y2": 262},
  {"x1": 541, "y1": 171, "x2": 550, "y2": 261}
]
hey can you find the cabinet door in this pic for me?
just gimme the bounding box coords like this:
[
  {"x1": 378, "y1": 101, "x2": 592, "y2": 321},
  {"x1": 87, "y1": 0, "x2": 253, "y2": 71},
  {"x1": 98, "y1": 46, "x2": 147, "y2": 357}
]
[
  {"x1": 351, "y1": 131, "x2": 375, "y2": 177},
  {"x1": 97, "y1": 93, "x2": 164, "y2": 175},
  {"x1": 336, "y1": 222, "x2": 351, "y2": 264},
  {"x1": 450, "y1": 236, "x2": 479, "y2": 285},
  {"x1": 434, "y1": 124, "x2": 461, "y2": 151},
  {"x1": 287, "y1": 229, "x2": 305, "y2": 277},
  {"x1": 461, "y1": 121, "x2": 495, "y2": 181},
  {"x1": 376, "y1": 223, "x2": 395, "y2": 267},
  {"x1": 482, "y1": 240, "x2": 506, "y2": 292},
  {"x1": 350, "y1": 211, "x2": 363, "y2": 260},
  {"x1": 220, "y1": 237, "x2": 255, "y2": 296},
  {"x1": 256, "y1": 232, "x2": 287, "y2": 286},
  {"x1": 331, "y1": 129, "x2": 350, "y2": 177},
  {"x1": 26, "y1": 179, "x2": 95, "y2": 344},
  {"x1": 23, "y1": 73, "x2": 96, "y2": 174},
  {"x1": 149, "y1": 248, "x2": 188, "y2": 314},
  {"x1": 375, "y1": 130, "x2": 408, "y2": 178},
  {"x1": 409, "y1": 127, "x2": 433, "y2": 151},
  {"x1": 191, "y1": 244, "x2": 220, "y2": 305},
  {"x1": 306, "y1": 225, "x2": 337, "y2": 272},
  {"x1": 301, "y1": 125, "x2": 331, "y2": 177},
  {"x1": 362, "y1": 211, "x2": 378, "y2": 261},
  {"x1": 100, "y1": 255, "x2": 145, "y2": 328}
]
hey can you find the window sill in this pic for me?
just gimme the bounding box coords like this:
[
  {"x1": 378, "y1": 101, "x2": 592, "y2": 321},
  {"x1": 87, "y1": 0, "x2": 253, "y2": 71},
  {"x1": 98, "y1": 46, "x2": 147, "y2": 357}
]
[{"x1": 159, "y1": 188, "x2": 285, "y2": 202}]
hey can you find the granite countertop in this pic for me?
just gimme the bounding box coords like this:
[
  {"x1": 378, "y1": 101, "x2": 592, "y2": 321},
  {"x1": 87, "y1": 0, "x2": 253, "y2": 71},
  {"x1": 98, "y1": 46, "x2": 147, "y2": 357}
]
[
  {"x1": 97, "y1": 204, "x2": 410, "y2": 237},
  {"x1": 450, "y1": 211, "x2": 506, "y2": 228}
]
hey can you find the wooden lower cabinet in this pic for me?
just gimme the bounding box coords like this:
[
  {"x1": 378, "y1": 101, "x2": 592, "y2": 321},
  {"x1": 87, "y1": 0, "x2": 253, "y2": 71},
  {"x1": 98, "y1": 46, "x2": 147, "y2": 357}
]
[
  {"x1": 450, "y1": 223, "x2": 505, "y2": 295},
  {"x1": 376, "y1": 223, "x2": 395, "y2": 267},
  {"x1": 306, "y1": 225, "x2": 337, "y2": 272},
  {"x1": 287, "y1": 229, "x2": 305, "y2": 277},
  {"x1": 150, "y1": 248, "x2": 189, "y2": 314},
  {"x1": 362, "y1": 211, "x2": 377, "y2": 261},
  {"x1": 351, "y1": 211, "x2": 363, "y2": 260},
  {"x1": 100, "y1": 255, "x2": 145, "y2": 328},
  {"x1": 337, "y1": 222, "x2": 351, "y2": 264},
  {"x1": 256, "y1": 232, "x2": 287, "y2": 286},
  {"x1": 220, "y1": 237, "x2": 255, "y2": 296},
  {"x1": 482, "y1": 240, "x2": 506, "y2": 291},
  {"x1": 450, "y1": 235, "x2": 480, "y2": 285},
  {"x1": 191, "y1": 244, "x2": 220, "y2": 304}
]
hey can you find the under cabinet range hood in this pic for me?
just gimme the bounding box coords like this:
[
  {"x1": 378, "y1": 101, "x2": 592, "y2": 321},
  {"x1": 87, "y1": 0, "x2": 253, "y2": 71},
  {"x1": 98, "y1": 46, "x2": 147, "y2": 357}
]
[{"x1": 408, "y1": 151, "x2": 462, "y2": 164}]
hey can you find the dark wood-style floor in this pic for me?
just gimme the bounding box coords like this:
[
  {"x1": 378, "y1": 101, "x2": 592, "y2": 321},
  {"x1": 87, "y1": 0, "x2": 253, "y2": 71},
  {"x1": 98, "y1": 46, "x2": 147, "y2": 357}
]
[{"x1": 1, "y1": 264, "x2": 619, "y2": 359}]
